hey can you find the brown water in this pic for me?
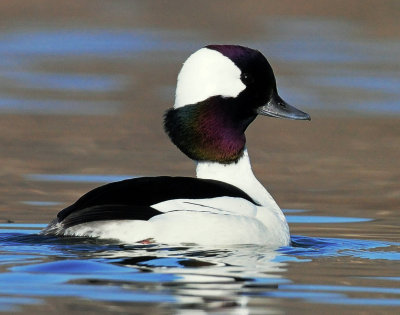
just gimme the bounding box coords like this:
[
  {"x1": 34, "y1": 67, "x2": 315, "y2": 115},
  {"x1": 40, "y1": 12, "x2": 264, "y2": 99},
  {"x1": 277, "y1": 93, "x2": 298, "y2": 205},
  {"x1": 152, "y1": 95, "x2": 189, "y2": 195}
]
[{"x1": 0, "y1": 1, "x2": 399, "y2": 314}]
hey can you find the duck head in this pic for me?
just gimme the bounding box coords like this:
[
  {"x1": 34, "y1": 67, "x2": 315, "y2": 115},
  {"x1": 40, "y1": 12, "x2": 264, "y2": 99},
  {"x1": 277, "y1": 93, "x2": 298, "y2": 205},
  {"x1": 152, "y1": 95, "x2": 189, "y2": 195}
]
[{"x1": 164, "y1": 45, "x2": 310, "y2": 164}]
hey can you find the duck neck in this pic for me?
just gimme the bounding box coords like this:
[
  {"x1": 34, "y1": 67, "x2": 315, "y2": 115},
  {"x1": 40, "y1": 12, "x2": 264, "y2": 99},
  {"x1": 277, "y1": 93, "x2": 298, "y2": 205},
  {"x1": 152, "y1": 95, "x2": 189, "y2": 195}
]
[{"x1": 196, "y1": 149, "x2": 278, "y2": 207}]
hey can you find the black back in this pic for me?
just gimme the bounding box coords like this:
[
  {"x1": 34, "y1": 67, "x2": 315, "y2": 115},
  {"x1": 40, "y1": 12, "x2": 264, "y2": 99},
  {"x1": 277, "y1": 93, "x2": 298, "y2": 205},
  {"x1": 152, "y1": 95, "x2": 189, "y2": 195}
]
[{"x1": 57, "y1": 176, "x2": 258, "y2": 228}]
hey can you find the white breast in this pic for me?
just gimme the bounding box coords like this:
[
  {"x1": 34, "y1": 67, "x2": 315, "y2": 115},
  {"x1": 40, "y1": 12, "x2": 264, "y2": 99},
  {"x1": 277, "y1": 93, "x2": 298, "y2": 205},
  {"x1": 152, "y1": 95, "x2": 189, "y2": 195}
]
[{"x1": 196, "y1": 149, "x2": 280, "y2": 208}]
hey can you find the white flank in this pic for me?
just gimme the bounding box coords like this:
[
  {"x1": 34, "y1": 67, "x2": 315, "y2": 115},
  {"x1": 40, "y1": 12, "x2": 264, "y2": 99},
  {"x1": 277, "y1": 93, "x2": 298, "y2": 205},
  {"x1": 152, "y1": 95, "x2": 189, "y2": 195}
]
[
  {"x1": 151, "y1": 196, "x2": 257, "y2": 217},
  {"x1": 174, "y1": 48, "x2": 246, "y2": 108},
  {"x1": 62, "y1": 212, "x2": 288, "y2": 246}
]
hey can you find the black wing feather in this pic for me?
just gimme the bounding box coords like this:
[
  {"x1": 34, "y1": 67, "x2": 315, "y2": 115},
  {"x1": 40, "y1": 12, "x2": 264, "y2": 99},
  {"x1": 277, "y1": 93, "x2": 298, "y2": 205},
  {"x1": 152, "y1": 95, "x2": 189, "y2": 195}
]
[
  {"x1": 57, "y1": 176, "x2": 258, "y2": 227},
  {"x1": 60, "y1": 205, "x2": 162, "y2": 229}
]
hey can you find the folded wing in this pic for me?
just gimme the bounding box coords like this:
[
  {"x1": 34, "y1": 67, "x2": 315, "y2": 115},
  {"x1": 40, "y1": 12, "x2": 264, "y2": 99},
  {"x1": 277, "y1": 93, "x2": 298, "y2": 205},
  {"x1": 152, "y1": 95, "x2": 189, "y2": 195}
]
[{"x1": 56, "y1": 176, "x2": 259, "y2": 228}]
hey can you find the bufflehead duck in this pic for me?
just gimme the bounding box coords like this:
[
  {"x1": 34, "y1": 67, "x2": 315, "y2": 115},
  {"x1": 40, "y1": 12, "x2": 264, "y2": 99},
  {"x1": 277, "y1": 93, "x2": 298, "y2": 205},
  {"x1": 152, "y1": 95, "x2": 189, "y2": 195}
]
[{"x1": 41, "y1": 45, "x2": 310, "y2": 247}]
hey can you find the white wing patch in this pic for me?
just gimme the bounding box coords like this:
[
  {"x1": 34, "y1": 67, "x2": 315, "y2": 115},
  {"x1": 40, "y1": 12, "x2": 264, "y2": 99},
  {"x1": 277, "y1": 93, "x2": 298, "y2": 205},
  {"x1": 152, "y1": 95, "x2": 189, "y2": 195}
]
[
  {"x1": 174, "y1": 48, "x2": 246, "y2": 108},
  {"x1": 151, "y1": 196, "x2": 257, "y2": 217}
]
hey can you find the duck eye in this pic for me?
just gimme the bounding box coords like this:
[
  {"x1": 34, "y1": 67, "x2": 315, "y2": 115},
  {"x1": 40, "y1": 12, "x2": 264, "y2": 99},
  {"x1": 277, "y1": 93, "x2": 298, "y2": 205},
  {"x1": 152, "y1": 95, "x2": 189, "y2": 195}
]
[{"x1": 241, "y1": 73, "x2": 254, "y2": 85}]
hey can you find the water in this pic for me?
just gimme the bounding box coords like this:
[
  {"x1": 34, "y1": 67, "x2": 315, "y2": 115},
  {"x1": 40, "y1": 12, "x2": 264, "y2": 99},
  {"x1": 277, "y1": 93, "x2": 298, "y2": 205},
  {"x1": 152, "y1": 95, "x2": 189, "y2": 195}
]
[
  {"x1": 0, "y1": 222, "x2": 399, "y2": 313},
  {"x1": 0, "y1": 1, "x2": 399, "y2": 314}
]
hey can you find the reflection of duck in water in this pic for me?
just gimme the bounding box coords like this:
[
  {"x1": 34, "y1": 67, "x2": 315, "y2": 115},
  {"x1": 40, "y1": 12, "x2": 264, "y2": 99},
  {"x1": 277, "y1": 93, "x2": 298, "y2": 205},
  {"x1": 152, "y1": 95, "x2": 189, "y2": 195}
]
[{"x1": 42, "y1": 45, "x2": 310, "y2": 247}]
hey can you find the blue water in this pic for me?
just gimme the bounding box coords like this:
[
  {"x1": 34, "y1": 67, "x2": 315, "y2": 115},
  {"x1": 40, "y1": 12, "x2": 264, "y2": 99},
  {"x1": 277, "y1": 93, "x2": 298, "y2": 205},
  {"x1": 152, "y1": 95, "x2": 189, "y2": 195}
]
[
  {"x1": 0, "y1": 71, "x2": 124, "y2": 92},
  {"x1": 0, "y1": 222, "x2": 399, "y2": 312},
  {"x1": 0, "y1": 21, "x2": 399, "y2": 116},
  {"x1": 0, "y1": 11, "x2": 399, "y2": 314},
  {"x1": 10, "y1": 173, "x2": 396, "y2": 312},
  {"x1": 0, "y1": 98, "x2": 121, "y2": 115},
  {"x1": 0, "y1": 30, "x2": 195, "y2": 57}
]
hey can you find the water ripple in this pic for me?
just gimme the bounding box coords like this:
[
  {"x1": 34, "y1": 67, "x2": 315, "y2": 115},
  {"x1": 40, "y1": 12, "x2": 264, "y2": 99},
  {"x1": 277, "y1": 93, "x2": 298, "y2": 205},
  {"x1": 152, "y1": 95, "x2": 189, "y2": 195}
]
[{"x1": 0, "y1": 229, "x2": 399, "y2": 311}]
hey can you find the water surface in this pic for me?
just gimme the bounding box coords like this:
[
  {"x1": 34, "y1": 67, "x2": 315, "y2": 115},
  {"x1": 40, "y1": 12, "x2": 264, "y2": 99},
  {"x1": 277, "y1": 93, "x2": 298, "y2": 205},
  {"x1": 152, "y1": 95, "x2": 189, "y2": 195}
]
[
  {"x1": 0, "y1": 222, "x2": 399, "y2": 313},
  {"x1": 0, "y1": 1, "x2": 399, "y2": 314}
]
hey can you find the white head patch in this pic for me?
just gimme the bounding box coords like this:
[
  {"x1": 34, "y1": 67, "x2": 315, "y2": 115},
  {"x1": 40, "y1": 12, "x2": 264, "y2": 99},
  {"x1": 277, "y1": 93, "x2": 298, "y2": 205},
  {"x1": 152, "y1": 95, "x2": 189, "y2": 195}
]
[{"x1": 174, "y1": 48, "x2": 246, "y2": 108}]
